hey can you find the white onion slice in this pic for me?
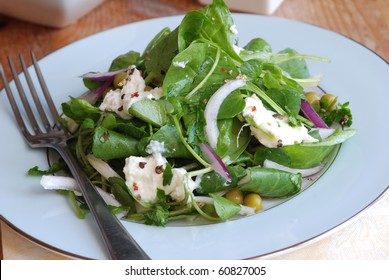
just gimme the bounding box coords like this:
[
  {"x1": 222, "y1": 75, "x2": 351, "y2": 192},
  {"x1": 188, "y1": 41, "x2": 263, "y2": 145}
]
[
  {"x1": 263, "y1": 159, "x2": 324, "y2": 177},
  {"x1": 40, "y1": 175, "x2": 121, "y2": 206},
  {"x1": 86, "y1": 154, "x2": 121, "y2": 179},
  {"x1": 204, "y1": 79, "x2": 246, "y2": 148}
]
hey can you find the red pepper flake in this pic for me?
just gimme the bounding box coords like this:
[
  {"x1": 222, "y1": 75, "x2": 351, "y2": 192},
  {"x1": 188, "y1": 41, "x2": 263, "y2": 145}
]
[
  {"x1": 133, "y1": 183, "x2": 139, "y2": 191},
  {"x1": 131, "y1": 91, "x2": 139, "y2": 97},
  {"x1": 221, "y1": 67, "x2": 227, "y2": 72}
]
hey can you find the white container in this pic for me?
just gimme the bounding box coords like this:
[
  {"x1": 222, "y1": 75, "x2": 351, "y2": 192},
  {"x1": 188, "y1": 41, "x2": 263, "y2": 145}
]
[
  {"x1": 0, "y1": 0, "x2": 104, "y2": 28},
  {"x1": 199, "y1": 0, "x2": 284, "y2": 15}
]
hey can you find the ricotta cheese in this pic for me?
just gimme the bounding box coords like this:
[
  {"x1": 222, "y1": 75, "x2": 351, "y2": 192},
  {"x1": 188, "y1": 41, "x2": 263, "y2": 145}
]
[
  {"x1": 99, "y1": 66, "x2": 162, "y2": 119},
  {"x1": 123, "y1": 141, "x2": 188, "y2": 204},
  {"x1": 242, "y1": 95, "x2": 318, "y2": 148}
]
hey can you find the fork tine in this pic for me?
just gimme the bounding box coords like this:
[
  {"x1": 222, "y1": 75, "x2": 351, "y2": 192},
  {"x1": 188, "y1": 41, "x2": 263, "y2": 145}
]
[
  {"x1": 31, "y1": 51, "x2": 61, "y2": 127},
  {"x1": 19, "y1": 54, "x2": 52, "y2": 131},
  {"x1": 0, "y1": 64, "x2": 28, "y2": 136},
  {"x1": 0, "y1": 63, "x2": 31, "y2": 137},
  {"x1": 8, "y1": 56, "x2": 41, "y2": 135}
]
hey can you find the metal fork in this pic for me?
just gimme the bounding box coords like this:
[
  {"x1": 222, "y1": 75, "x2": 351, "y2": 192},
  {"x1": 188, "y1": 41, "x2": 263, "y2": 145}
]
[{"x1": 0, "y1": 52, "x2": 150, "y2": 260}]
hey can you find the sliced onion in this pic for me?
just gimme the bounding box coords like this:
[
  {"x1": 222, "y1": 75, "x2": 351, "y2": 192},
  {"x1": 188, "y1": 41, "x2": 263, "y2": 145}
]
[
  {"x1": 40, "y1": 175, "x2": 121, "y2": 206},
  {"x1": 263, "y1": 159, "x2": 324, "y2": 177},
  {"x1": 198, "y1": 143, "x2": 231, "y2": 182},
  {"x1": 204, "y1": 79, "x2": 246, "y2": 148},
  {"x1": 300, "y1": 99, "x2": 328, "y2": 128},
  {"x1": 81, "y1": 68, "x2": 127, "y2": 81},
  {"x1": 86, "y1": 154, "x2": 121, "y2": 179}
]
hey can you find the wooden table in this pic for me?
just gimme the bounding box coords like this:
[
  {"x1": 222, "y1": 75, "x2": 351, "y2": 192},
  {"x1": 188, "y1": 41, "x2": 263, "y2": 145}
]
[{"x1": 1, "y1": 0, "x2": 388, "y2": 260}]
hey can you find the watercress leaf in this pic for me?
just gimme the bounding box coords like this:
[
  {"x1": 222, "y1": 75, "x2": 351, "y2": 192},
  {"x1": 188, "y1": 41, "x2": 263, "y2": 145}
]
[
  {"x1": 92, "y1": 127, "x2": 140, "y2": 160},
  {"x1": 61, "y1": 97, "x2": 101, "y2": 123},
  {"x1": 239, "y1": 167, "x2": 301, "y2": 198},
  {"x1": 128, "y1": 99, "x2": 170, "y2": 127},
  {"x1": 209, "y1": 193, "x2": 241, "y2": 220},
  {"x1": 27, "y1": 162, "x2": 65, "y2": 176}
]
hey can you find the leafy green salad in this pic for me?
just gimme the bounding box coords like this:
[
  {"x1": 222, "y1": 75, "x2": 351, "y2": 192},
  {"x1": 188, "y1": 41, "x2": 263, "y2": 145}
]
[{"x1": 32, "y1": 0, "x2": 356, "y2": 226}]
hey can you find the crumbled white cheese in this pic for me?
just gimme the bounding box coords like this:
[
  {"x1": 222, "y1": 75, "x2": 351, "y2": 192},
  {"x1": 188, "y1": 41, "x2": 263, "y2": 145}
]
[
  {"x1": 242, "y1": 95, "x2": 318, "y2": 148},
  {"x1": 123, "y1": 151, "x2": 188, "y2": 204},
  {"x1": 172, "y1": 60, "x2": 189, "y2": 68},
  {"x1": 230, "y1": 24, "x2": 238, "y2": 35},
  {"x1": 99, "y1": 66, "x2": 162, "y2": 119},
  {"x1": 145, "y1": 140, "x2": 165, "y2": 155}
]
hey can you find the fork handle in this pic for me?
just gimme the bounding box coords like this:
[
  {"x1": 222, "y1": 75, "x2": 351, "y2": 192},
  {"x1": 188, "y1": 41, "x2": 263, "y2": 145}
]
[{"x1": 55, "y1": 142, "x2": 150, "y2": 260}]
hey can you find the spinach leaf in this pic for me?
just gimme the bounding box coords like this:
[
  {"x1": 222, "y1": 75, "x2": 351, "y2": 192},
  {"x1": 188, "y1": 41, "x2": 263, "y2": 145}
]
[
  {"x1": 216, "y1": 117, "x2": 251, "y2": 159},
  {"x1": 144, "y1": 27, "x2": 179, "y2": 86},
  {"x1": 254, "y1": 129, "x2": 356, "y2": 169},
  {"x1": 178, "y1": 0, "x2": 241, "y2": 62},
  {"x1": 277, "y1": 48, "x2": 310, "y2": 79},
  {"x1": 196, "y1": 165, "x2": 247, "y2": 194},
  {"x1": 217, "y1": 91, "x2": 245, "y2": 119},
  {"x1": 239, "y1": 167, "x2": 301, "y2": 198},
  {"x1": 164, "y1": 40, "x2": 238, "y2": 103},
  {"x1": 244, "y1": 38, "x2": 272, "y2": 53},
  {"x1": 109, "y1": 51, "x2": 140, "y2": 71},
  {"x1": 209, "y1": 193, "x2": 241, "y2": 220}
]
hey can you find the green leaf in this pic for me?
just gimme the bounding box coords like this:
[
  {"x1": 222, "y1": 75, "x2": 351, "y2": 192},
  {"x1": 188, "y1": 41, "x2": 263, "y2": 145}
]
[
  {"x1": 27, "y1": 162, "x2": 65, "y2": 175},
  {"x1": 109, "y1": 51, "x2": 140, "y2": 71},
  {"x1": 163, "y1": 162, "x2": 173, "y2": 186},
  {"x1": 107, "y1": 177, "x2": 135, "y2": 207},
  {"x1": 92, "y1": 127, "x2": 140, "y2": 160},
  {"x1": 61, "y1": 97, "x2": 101, "y2": 124},
  {"x1": 196, "y1": 165, "x2": 247, "y2": 194},
  {"x1": 209, "y1": 193, "x2": 241, "y2": 220},
  {"x1": 144, "y1": 189, "x2": 170, "y2": 227},
  {"x1": 128, "y1": 99, "x2": 170, "y2": 127},
  {"x1": 239, "y1": 167, "x2": 302, "y2": 198},
  {"x1": 277, "y1": 48, "x2": 310, "y2": 79},
  {"x1": 178, "y1": 0, "x2": 241, "y2": 62}
]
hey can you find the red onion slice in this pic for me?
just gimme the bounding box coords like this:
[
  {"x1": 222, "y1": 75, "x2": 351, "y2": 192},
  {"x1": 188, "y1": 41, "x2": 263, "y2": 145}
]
[
  {"x1": 81, "y1": 68, "x2": 127, "y2": 81},
  {"x1": 300, "y1": 99, "x2": 328, "y2": 128},
  {"x1": 198, "y1": 143, "x2": 231, "y2": 182}
]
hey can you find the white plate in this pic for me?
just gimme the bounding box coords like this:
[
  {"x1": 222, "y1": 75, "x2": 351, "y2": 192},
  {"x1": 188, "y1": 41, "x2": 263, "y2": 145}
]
[{"x1": 1, "y1": 14, "x2": 388, "y2": 260}]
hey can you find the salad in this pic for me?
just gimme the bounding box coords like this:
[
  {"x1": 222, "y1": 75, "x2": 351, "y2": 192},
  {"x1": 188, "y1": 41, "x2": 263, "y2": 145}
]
[{"x1": 32, "y1": 0, "x2": 356, "y2": 227}]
